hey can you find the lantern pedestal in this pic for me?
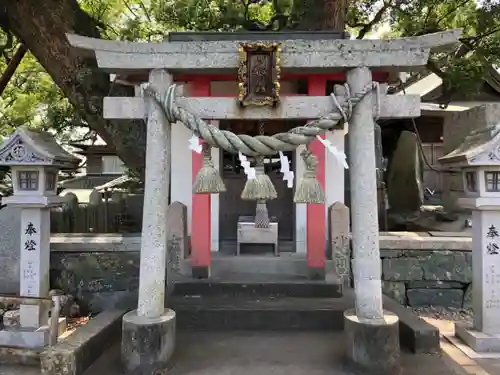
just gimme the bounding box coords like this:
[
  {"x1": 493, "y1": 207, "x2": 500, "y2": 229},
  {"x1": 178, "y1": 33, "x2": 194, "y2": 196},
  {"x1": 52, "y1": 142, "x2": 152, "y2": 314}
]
[
  {"x1": 0, "y1": 126, "x2": 79, "y2": 349},
  {"x1": 439, "y1": 125, "x2": 500, "y2": 354}
]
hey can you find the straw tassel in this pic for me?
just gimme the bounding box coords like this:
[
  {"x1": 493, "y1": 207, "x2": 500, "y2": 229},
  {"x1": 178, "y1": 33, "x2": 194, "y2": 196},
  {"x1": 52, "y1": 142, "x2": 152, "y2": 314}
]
[
  {"x1": 241, "y1": 156, "x2": 277, "y2": 201},
  {"x1": 193, "y1": 143, "x2": 226, "y2": 194},
  {"x1": 255, "y1": 199, "x2": 270, "y2": 228},
  {"x1": 293, "y1": 149, "x2": 325, "y2": 204}
]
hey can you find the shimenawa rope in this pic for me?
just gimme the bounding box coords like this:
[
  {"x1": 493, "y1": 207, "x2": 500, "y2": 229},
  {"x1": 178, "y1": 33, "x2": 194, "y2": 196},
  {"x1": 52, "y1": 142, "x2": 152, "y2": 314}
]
[{"x1": 144, "y1": 82, "x2": 381, "y2": 203}]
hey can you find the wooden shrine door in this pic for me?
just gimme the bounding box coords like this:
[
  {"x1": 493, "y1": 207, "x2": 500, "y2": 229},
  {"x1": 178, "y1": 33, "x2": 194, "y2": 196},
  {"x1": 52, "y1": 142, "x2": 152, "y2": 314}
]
[{"x1": 218, "y1": 120, "x2": 296, "y2": 251}]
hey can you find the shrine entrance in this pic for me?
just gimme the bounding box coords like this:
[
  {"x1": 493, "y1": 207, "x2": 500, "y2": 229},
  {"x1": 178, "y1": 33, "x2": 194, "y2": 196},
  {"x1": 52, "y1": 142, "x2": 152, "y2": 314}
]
[{"x1": 218, "y1": 120, "x2": 296, "y2": 253}]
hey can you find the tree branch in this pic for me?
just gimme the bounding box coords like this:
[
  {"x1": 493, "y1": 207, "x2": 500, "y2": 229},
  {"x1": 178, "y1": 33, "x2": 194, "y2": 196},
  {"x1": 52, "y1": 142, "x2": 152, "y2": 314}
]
[
  {"x1": 357, "y1": 1, "x2": 392, "y2": 39},
  {"x1": 240, "y1": 0, "x2": 250, "y2": 21},
  {"x1": 138, "y1": 0, "x2": 152, "y2": 22},
  {"x1": 422, "y1": 0, "x2": 441, "y2": 28},
  {"x1": 122, "y1": 0, "x2": 139, "y2": 19},
  {"x1": 435, "y1": 0, "x2": 472, "y2": 26},
  {"x1": 425, "y1": 58, "x2": 447, "y2": 79},
  {"x1": 471, "y1": 24, "x2": 500, "y2": 45},
  {"x1": 0, "y1": 43, "x2": 26, "y2": 95}
]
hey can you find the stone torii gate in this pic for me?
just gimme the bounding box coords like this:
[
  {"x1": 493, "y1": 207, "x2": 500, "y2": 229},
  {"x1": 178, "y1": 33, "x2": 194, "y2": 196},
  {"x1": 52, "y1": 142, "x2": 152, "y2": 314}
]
[{"x1": 67, "y1": 30, "x2": 461, "y2": 375}]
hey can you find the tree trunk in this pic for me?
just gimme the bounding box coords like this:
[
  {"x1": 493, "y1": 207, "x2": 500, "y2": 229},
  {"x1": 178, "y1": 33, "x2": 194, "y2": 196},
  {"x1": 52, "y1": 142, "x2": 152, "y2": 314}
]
[
  {"x1": 291, "y1": 0, "x2": 349, "y2": 31},
  {"x1": 0, "y1": 0, "x2": 146, "y2": 173},
  {"x1": 322, "y1": 0, "x2": 349, "y2": 30}
]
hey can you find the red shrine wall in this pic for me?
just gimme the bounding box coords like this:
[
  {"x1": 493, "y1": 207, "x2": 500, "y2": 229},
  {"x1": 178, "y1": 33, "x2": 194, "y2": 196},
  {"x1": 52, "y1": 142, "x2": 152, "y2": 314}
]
[{"x1": 170, "y1": 72, "x2": 388, "y2": 273}]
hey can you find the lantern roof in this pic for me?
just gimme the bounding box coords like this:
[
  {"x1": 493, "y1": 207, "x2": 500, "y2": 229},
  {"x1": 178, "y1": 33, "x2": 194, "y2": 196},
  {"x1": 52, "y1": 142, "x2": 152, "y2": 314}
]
[
  {"x1": 439, "y1": 123, "x2": 500, "y2": 167},
  {"x1": 0, "y1": 126, "x2": 80, "y2": 169}
]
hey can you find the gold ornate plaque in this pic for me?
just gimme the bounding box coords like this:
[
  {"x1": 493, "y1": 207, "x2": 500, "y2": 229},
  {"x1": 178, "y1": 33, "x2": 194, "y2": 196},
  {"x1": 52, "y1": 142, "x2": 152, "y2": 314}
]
[{"x1": 238, "y1": 42, "x2": 281, "y2": 107}]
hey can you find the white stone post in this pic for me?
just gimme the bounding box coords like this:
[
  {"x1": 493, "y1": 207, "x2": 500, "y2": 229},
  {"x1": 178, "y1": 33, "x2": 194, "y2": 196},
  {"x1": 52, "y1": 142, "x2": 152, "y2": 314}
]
[
  {"x1": 19, "y1": 208, "x2": 51, "y2": 328},
  {"x1": 455, "y1": 207, "x2": 500, "y2": 352},
  {"x1": 137, "y1": 69, "x2": 172, "y2": 318},
  {"x1": 346, "y1": 67, "x2": 384, "y2": 320},
  {"x1": 473, "y1": 210, "x2": 500, "y2": 335}
]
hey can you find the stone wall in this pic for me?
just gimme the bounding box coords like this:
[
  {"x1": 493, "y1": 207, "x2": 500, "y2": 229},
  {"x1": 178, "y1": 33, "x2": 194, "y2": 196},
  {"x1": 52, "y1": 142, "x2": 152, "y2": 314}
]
[
  {"x1": 1, "y1": 232, "x2": 474, "y2": 312},
  {"x1": 49, "y1": 235, "x2": 142, "y2": 313},
  {"x1": 379, "y1": 234, "x2": 472, "y2": 308},
  {"x1": 49, "y1": 234, "x2": 188, "y2": 314},
  {"x1": 50, "y1": 250, "x2": 140, "y2": 313}
]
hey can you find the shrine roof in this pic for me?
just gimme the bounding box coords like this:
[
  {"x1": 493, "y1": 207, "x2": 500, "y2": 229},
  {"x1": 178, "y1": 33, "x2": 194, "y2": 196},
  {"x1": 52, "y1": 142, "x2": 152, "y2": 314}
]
[
  {"x1": 69, "y1": 143, "x2": 117, "y2": 156},
  {"x1": 0, "y1": 126, "x2": 80, "y2": 168},
  {"x1": 439, "y1": 123, "x2": 500, "y2": 166}
]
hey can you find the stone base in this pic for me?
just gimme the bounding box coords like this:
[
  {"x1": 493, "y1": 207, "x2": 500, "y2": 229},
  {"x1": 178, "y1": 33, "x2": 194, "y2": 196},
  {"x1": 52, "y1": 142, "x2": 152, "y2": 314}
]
[
  {"x1": 456, "y1": 323, "x2": 500, "y2": 353},
  {"x1": 122, "y1": 308, "x2": 176, "y2": 375},
  {"x1": 0, "y1": 346, "x2": 41, "y2": 366},
  {"x1": 48, "y1": 317, "x2": 68, "y2": 337},
  {"x1": 192, "y1": 265, "x2": 210, "y2": 279},
  {"x1": 41, "y1": 310, "x2": 125, "y2": 375},
  {"x1": 0, "y1": 328, "x2": 48, "y2": 349},
  {"x1": 343, "y1": 309, "x2": 401, "y2": 375},
  {"x1": 307, "y1": 267, "x2": 325, "y2": 280},
  {"x1": 0, "y1": 318, "x2": 66, "y2": 349}
]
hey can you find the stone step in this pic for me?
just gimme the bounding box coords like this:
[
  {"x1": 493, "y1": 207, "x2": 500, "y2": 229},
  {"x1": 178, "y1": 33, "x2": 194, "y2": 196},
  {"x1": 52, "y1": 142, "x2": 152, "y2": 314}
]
[
  {"x1": 173, "y1": 279, "x2": 343, "y2": 299},
  {"x1": 170, "y1": 295, "x2": 351, "y2": 331},
  {"x1": 170, "y1": 292, "x2": 442, "y2": 354}
]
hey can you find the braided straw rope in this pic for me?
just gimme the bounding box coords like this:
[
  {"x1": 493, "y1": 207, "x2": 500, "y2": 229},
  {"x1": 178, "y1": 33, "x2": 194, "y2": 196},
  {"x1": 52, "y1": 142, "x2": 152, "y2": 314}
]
[{"x1": 145, "y1": 82, "x2": 379, "y2": 156}]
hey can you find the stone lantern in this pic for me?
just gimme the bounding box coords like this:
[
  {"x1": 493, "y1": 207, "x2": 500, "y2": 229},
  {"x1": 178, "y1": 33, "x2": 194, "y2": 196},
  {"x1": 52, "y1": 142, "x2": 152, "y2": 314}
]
[
  {"x1": 0, "y1": 126, "x2": 79, "y2": 344},
  {"x1": 440, "y1": 123, "x2": 500, "y2": 353}
]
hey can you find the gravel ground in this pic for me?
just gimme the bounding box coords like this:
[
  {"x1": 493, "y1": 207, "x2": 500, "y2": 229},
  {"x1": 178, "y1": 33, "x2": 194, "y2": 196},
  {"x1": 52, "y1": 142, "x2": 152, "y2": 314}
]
[{"x1": 409, "y1": 306, "x2": 474, "y2": 325}]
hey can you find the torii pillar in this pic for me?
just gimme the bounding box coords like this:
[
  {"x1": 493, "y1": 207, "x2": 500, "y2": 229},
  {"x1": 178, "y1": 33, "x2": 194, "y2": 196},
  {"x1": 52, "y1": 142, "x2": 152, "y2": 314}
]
[{"x1": 121, "y1": 69, "x2": 176, "y2": 374}]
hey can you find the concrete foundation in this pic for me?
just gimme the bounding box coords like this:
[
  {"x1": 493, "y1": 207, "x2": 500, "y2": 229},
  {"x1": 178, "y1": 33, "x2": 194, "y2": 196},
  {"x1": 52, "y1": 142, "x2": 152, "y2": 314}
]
[
  {"x1": 343, "y1": 309, "x2": 401, "y2": 375},
  {"x1": 0, "y1": 317, "x2": 67, "y2": 349},
  {"x1": 455, "y1": 323, "x2": 500, "y2": 353},
  {"x1": 307, "y1": 267, "x2": 325, "y2": 280},
  {"x1": 41, "y1": 309, "x2": 126, "y2": 375},
  {"x1": 192, "y1": 266, "x2": 210, "y2": 279},
  {"x1": 121, "y1": 309, "x2": 176, "y2": 375}
]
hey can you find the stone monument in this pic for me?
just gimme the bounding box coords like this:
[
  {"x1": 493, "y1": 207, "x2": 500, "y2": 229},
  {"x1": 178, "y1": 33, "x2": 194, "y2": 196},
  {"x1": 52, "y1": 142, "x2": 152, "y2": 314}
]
[
  {"x1": 387, "y1": 130, "x2": 424, "y2": 214},
  {"x1": 328, "y1": 202, "x2": 350, "y2": 286},
  {"x1": 440, "y1": 123, "x2": 500, "y2": 353},
  {"x1": 0, "y1": 126, "x2": 79, "y2": 347},
  {"x1": 67, "y1": 29, "x2": 462, "y2": 375}
]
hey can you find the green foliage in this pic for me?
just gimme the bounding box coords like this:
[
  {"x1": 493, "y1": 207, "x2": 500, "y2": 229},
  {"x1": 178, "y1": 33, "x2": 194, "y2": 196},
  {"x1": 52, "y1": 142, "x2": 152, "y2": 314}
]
[
  {"x1": 389, "y1": 0, "x2": 500, "y2": 96},
  {"x1": 0, "y1": 0, "x2": 499, "y2": 145},
  {"x1": 0, "y1": 31, "x2": 85, "y2": 142}
]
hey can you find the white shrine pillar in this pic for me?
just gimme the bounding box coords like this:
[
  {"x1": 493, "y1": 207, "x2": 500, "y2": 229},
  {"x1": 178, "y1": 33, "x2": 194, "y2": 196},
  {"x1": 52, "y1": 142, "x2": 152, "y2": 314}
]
[
  {"x1": 343, "y1": 67, "x2": 401, "y2": 375},
  {"x1": 121, "y1": 69, "x2": 176, "y2": 374},
  {"x1": 19, "y1": 208, "x2": 51, "y2": 328}
]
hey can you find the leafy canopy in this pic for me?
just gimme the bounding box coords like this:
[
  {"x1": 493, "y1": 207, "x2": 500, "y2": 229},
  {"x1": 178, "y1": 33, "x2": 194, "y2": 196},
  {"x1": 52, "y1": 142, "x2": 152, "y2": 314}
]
[{"x1": 0, "y1": 0, "x2": 499, "y2": 142}]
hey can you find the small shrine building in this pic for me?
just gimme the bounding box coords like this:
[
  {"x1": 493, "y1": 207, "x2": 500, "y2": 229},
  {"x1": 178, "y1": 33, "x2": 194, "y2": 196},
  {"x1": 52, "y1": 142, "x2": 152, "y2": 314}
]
[{"x1": 86, "y1": 31, "x2": 395, "y2": 274}]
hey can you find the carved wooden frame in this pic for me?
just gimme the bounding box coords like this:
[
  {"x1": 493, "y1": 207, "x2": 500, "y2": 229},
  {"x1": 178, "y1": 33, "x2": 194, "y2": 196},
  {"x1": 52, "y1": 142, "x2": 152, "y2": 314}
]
[{"x1": 238, "y1": 42, "x2": 281, "y2": 107}]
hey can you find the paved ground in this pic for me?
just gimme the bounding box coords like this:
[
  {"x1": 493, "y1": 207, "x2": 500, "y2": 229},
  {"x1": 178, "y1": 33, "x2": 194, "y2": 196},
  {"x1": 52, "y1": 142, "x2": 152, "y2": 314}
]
[
  {"x1": 81, "y1": 331, "x2": 458, "y2": 375},
  {"x1": 478, "y1": 359, "x2": 500, "y2": 374},
  {"x1": 0, "y1": 330, "x2": 494, "y2": 375},
  {"x1": 0, "y1": 365, "x2": 39, "y2": 375}
]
